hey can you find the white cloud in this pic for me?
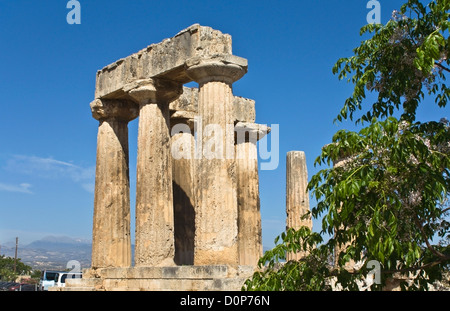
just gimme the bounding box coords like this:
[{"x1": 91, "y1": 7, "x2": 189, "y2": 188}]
[
  {"x1": 6, "y1": 155, "x2": 77, "y2": 176},
  {"x1": 81, "y1": 183, "x2": 95, "y2": 194},
  {"x1": 3, "y1": 155, "x2": 95, "y2": 193},
  {"x1": 0, "y1": 182, "x2": 33, "y2": 194}
]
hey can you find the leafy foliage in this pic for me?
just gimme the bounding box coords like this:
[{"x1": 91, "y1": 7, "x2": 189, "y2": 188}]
[
  {"x1": 244, "y1": 227, "x2": 333, "y2": 291},
  {"x1": 333, "y1": 0, "x2": 449, "y2": 124},
  {"x1": 314, "y1": 117, "x2": 449, "y2": 289},
  {"x1": 244, "y1": 0, "x2": 449, "y2": 291},
  {"x1": 0, "y1": 255, "x2": 33, "y2": 281}
]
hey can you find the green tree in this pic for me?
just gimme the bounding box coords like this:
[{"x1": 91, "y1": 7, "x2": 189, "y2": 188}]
[
  {"x1": 0, "y1": 255, "x2": 33, "y2": 282},
  {"x1": 244, "y1": 0, "x2": 449, "y2": 291}
]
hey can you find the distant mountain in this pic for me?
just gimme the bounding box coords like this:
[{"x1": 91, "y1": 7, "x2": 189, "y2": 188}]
[
  {"x1": 26, "y1": 235, "x2": 91, "y2": 251},
  {"x1": 34, "y1": 235, "x2": 91, "y2": 245},
  {"x1": 1, "y1": 236, "x2": 271, "y2": 271},
  {"x1": 1, "y1": 236, "x2": 92, "y2": 271}
]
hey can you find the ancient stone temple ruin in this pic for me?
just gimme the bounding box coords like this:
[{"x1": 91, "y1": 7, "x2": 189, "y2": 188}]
[{"x1": 62, "y1": 25, "x2": 311, "y2": 291}]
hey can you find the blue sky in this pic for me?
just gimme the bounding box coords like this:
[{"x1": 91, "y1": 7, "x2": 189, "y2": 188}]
[{"x1": 0, "y1": 0, "x2": 447, "y2": 250}]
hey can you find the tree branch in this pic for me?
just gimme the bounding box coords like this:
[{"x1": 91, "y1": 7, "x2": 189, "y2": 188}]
[
  {"x1": 435, "y1": 62, "x2": 450, "y2": 73},
  {"x1": 329, "y1": 257, "x2": 446, "y2": 278},
  {"x1": 382, "y1": 259, "x2": 445, "y2": 275},
  {"x1": 414, "y1": 216, "x2": 450, "y2": 260}
]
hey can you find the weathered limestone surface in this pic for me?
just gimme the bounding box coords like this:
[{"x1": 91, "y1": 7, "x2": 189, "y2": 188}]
[
  {"x1": 90, "y1": 99, "x2": 138, "y2": 268},
  {"x1": 286, "y1": 151, "x2": 312, "y2": 261},
  {"x1": 235, "y1": 123, "x2": 270, "y2": 266},
  {"x1": 186, "y1": 55, "x2": 247, "y2": 266},
  {"x1": 169, "y1": 86, "x2": 256, "y2": 124},
  {"x1": 60, "y1": 266, "x2": 254, "y2": 291},
  {"x1": 233, "y1": 96, "x2": 256, "y2": 123},
  {"x1": 234, "y1": 122, "x2": 270, "y2": 144},
  {"x1": 127, "y1": 79, "x2": 182, "y2": 267},
  {"x1": 95, "y1": 24, "x2": 232, "y2": 99},
  {"x1": 236, "y1": 142, "x2": 261, "y2": 266},
  {"x1": 171, "y1": 131, "x2": 196, "y2": 265},
  {"x1": 169, "y1": 86, "x2": 198, "y2": 113},
  {"x1": 169, "y1": 91, "x2": 265, "y2": 266}
]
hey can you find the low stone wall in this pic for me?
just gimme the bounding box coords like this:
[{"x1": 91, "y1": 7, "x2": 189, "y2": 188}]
[{"x1": 55, "y1": 265, "x2": 254, "y2": 291}]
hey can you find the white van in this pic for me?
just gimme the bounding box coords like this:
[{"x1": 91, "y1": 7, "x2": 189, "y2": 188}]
[
  {"x1": 53, "y1": 272, "x2": 83, "y2": 288},
  {"x1": 39, "y1": 270, "x2": 65, "y2": 291}
]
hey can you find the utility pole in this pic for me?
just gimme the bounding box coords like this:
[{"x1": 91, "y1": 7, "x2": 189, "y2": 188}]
[{"x1": 13, "y1": 237, "x2": 18, "y2": 273}]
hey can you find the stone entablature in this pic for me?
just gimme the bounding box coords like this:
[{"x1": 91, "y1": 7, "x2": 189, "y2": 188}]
[{"x1": 95, "y1": 24, "x2": 233, "y2": 99}]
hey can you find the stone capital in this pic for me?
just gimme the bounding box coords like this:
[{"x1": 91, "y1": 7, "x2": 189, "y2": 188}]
[
  {"x1": 235, "y1": 122, "x2": 271, "y2": 143},
  {"x1": 124, "y1": 78, "x2": 182, "y2": 106},
  {"x1": 90, "y1": 98, "x2": 139, "y2": 122},
  {"x1": 185, "y1": 54, "x2": 248, "y2": 85}
]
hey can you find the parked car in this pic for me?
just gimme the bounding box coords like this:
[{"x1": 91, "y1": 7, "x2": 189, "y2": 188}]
[
  {"x1": 8, "y1": 283, "x2": 21, "y2": 291},
  {"x1": 20, "y1": 283, "x2": 37, "y2": 291},
  {"x1": 39, "y1": 270, "x2": 66, "y2": 291},
  {"x1": 53, "y1": 272, "x2": 83, "y2": 288},
  {"x1": 0, "y1": 282, "x2": 10, "y2": 290},
  {"x1": 0, "y1": 282, "x2": 19, "y2": 291},
  {"x1": 8, "y1": 283, "x2": 37, "y2": 291}
]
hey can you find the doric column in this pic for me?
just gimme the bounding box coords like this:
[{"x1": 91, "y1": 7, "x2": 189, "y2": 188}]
[
  {"x1": 235, "y1": 122, "x2": 270, "y2": 266},
  {"x1": 90, "y1": 98, "x2": 138, "y2": 268},
  {"x1": 125, "y1": 79, "x2": 182, "y2": 267},
  {"x1": 286, "y1": 151, "x2": 312, "y2": 261},
  {"x1": 171, "y1": 128, "x2": 196, "y2": 265},
  {"x1": 170, "y1": 101, "x2": 196, "y2": 265},
  {"x1": 186, "y1": 55, "x2": 247, "y2": 265}
]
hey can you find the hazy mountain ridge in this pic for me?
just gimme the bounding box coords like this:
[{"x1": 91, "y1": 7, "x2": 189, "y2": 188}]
[
  {"x1": 1, "y1": 236, "x2": 271, "y2": 271},
  {"x1": 1, "y1": 236, "x2": 92, "y2": 271}
]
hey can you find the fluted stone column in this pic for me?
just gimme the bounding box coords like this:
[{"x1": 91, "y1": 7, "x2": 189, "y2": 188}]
[
  {"x1": 125, "y1": 79, "x2": 182, "y2": 267},
  {"x1": 186, "y1": 55, "x2": 247, "y2": 265},
  {"x1": 90, "y1": 99, "x2": 138, "y2": 268},
  {"x1": 171, "y1": 128, "x2": 196, "y2": 265},
  {"x1": 235, "y1": 122, "x2": 269, "y2": 266},
  {"x1": 286, "y1": 151, "x2": 312, "y2": 261}
]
